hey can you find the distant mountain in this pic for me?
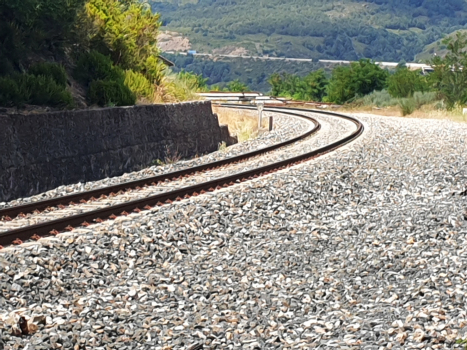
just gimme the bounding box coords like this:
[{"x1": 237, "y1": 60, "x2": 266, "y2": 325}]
[{"x1": 151, "y1": 0, "x2": 467, "y2": 62}]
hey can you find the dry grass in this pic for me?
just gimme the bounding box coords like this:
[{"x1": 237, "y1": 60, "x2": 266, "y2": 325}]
[
  {"x1": 153, "y1": 73, "x2": 203, "y2": 103},
  {"x1": 213, "y1": 106, "x2": 268, "y2": 142},
  {"x1": 335, "y1": 104, "x2": 467, "y2": 123}
]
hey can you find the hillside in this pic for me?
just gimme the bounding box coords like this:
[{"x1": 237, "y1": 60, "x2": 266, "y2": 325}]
[{"x1": 151, "y1": 0, "x2": 467, "y2": 62}]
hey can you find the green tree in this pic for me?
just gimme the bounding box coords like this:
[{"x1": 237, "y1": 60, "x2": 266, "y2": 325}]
[
  {"x1": 268, "y1": 70, "x2": 328, "y2": 101},
  {"x1": 429, "y1": 31, "x2": 467, "y2": 110},
  {"x1": 387, "y1": 67, "x2": 429, "y2": 98},
  {"x1": 326, "y1": 59, "x2": 389, "y2": 104},
  {"x1": 85, "y1": 0, "x2": 162, "y2": 79},
  {"x1": 0, "y1": 0, "x2": 86, "y2": 69},
  {"x1": 226, "y1": 79, "x2": 249, "y2": 92}
]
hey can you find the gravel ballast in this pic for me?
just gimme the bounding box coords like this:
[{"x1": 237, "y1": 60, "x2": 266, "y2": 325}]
[
  {"x1": 1, "y1": 113, "x2": 467, "y2": 349},
  {"x1": 0, "y1": 110, "x2": 309, "y2": 210}
]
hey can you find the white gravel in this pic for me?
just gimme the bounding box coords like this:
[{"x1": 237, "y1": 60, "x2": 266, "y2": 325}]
[
  {"x1": 0, "y1": 109, "x2": 354, "y2": 232},
  {"x1": 1, "y1": 113, "x2": 467, "y2": 350}
]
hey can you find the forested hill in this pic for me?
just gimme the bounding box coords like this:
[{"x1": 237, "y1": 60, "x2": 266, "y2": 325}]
[{"x1": 151, "y1": 0, "x2": 467, "y2": 61}]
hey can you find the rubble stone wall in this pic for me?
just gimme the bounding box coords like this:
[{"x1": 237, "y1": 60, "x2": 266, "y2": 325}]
[{"x1": 0, "y1": 101, "x2": 236, "y2": 202}]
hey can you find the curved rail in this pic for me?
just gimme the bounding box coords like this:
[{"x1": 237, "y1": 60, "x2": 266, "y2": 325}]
[
  {"x1": 0, "y1": 106, "x2": 363, "y2": 248},
  {"x1": 0, "y1": 108, "x2": 320, "y2": 220}
]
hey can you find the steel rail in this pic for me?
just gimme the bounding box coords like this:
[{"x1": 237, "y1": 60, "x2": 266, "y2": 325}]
[
  {"x1": 0, "y1": 106, "x2": 363, "y2": 248},
  {"x1": 0, "y1": 108, "x2": 320, "y2": 220}
]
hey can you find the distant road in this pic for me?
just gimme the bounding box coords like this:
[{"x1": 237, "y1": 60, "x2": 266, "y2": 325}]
[{"x1": 164, "y1": 51, "x2": 433, "y2": 71}]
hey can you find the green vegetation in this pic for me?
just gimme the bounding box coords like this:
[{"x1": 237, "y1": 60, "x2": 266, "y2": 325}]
[
  {"x1": 430, "y1": 32, "x2": 467, "y2": 110},
  {"x1": 0, "y1": 0, "x2": 86, "y2": 69},
  {"x1": 29, "y1": 63, "x2": 68, "y2": 88},
  {"x1": 262, "y1": 32, "x2": 467, "y2": 117},
  {"x1": 398, "y1": 97, "x2": 417, "y2": 116},
  {"x1": 73, "y1": 50, "x2": 136, "y2": 106},
  {"x1": 74, "y1": 51, "x2": 124, "y2": 87},
  {"x1": 457, "y1": 339, "x2": 467, "y2": 349},
  {"x1": 88, "y1": 80, "x2": 136, "y2": 107},
  {"x1": 0, "y1": 65, "x2": 73, "y2": 108},
  {"x1": 151, "y1": 0, "x2": 467, "y2": 61},
  {"x1": 226, "y1": 79, "x2": 249, "y2": 92},
  {"x1": 387, "y1": 66, "x2": 429, "y2": 98},
  {"x1": 177, "y1": 70, "x2": 208, "y2": 92},
  {"x1": 0, "y1": 0, "x2": 203, "y2": 108},
  {"x1": 269, "y1": 70, "x2": 328, "y2": 101},
  {"x1": 85, "y1": 0, "x2": 161, "y2": 71},
  {"x1": 326, "y1": 59, "x2": 389, "y2": 104},
  {"x1": 124, "y1": 70, "x2": 155, "y2": 101},
  {"x1": 165, "y1": 53, "x2": 322, "y2": 92}
]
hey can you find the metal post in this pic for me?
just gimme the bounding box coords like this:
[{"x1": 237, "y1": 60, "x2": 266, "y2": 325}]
[
  {"x1": 269, "y1": 116, "x2": 273, "y2": 131},
  {"x1": 257, "y1": 102, "x2": 264, "y2": 129}
]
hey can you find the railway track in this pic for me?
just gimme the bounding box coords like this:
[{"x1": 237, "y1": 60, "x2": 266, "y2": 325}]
[{"x1": 0, "y1": 106, "x2": 363, "y2": 248}]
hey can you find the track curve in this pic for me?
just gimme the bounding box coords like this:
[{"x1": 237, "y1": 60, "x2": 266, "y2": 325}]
[
  {"x1": 0, "y1": 108, "x2": 319, "y2": 219},
  {"x1": 0, "y1": 106, "x2": 363, "y2": 248}
]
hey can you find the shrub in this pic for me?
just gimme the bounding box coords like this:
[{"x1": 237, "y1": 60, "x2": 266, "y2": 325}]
[
  {"x1": 74, "y1": 51, "x2": 124, "y2": 86},
  {"x1": 29, "y1": 62, "x2": 68, "y2": 87},
  {"x1": 154, "y1": 74, "x2": 198, "y2": 103},
  {"x1": 124, "y1": 70, "x2": 154, "y2": 100},
  {"x1": 0, "y1": 74, "x2": 73, "y2": 108},
  {"x1": 17, "y1": 74, "x2": 73, "y2": 107},
  {"x1": 398, "y1": 98, "x2": 416, "y2": 116},
  {"x1": 178, "y1": 70, "x2": 208, "y2": 92},
  {"x1": 327, "y1": 59, "x2": 389, "y2": 104},
  {"x1": 387, "y1": 67, "x2": 429, "y2": 98},
  {"x1": 361, "y1": 90, "x2": 399, "y2": 107},
  {"x1": 85, "y1": 0, "x2": 161, "y2": 70},
  {"x1": 430, "y1": 31, "x2": 467, "y2": 110},
  {"x1": 226, "y1": 79, "x2": 249, "y2": 92},
  {"x1": 88, "y1": 79, "x2": 136, "y2": 106},
  {"x1": 144, "y1": 56, "x2": 167, "y2": 86},
  {"x1": 0, "y1": 0, "x2": 86, "y2": 69},
  {"x1": 0, "y1": 55, "x2": 15, "y2": 77},
  {"x1": 0, "y1": 77, "x2": 22, "y2": 107},
  {"x1": 413, "y1": 91, "x2": 438, "y2": 108},
  {"x1": 268, "y1": 70, "x2": 328, "y2": 102}
]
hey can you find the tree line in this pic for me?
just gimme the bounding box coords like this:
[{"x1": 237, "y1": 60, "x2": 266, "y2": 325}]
[{"x1": 268, "y1": 32, "x2": 467, "y2": 111}]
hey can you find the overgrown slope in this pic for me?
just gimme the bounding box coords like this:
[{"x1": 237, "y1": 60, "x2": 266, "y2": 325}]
[{"x1": 0, "y1": 0, "x2": 206, "y2": 109}]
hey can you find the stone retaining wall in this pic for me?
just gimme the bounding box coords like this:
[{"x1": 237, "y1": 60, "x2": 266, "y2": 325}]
[{"x1": 0, "y1": 101, "x2": 236, "y2": 202}]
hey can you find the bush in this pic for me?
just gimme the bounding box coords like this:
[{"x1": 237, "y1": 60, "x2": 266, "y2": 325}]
[
  {"x1": 144, "y1": 56, "x2": 166, "y2": 85},
  {"x1": 74, "y1": 51, "x2": 124, "y2": 86},
  {"x1": 398, "y1": 98, "x2": 416, "y2": 116},
  {"x1": 17, "y1": 74, "x2": 73, "y2": 107},
  {"x1": 226, "y1": 79, "x2": 249, "y2": 92},
  {"x1": 268, "y1": 70, "x2": 328, "y2": 102},
  {"x1": 327, "y1": 59, "x2": 389, "y2": 104},
  {"x1": 0, "y1": 77, "x2": 21, "y2": 107},
  {"x1": 0, "y1": 74, "x2": 73, "y2": 108},
  {"x1": 124, "y1": 70, "x2": 154, "y2": 100},
  {"x1": 0, "y1": 0, "x2": 86, "y2": 69},
  {"x1": 387, "y1": 67, "x2": 429, "y2": 98},
  {"x1": 178, "y1": 70, "x2": 208, "y2": 92},
  {"x1": 29, "y1": 62, "x2": 68, "y2": 87},
  {"x1": 413, "y1": 91, "x2": 438, "y2": 108},
  {"x1": 361, "y1": 90, "x2": 399, "y2": 107},
  {"x1": 430, "y1": 31, "x2": 467, "y2": 110},
  {"x1": 85, "y1": 0, "x2": 161, "y2": 71},
  {"x1": 88, "y1": 79, "x2": 136, "y2": 106}
]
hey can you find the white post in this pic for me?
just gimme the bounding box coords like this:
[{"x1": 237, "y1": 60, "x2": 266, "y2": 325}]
[{"x1": 257, "y1": 102, "x2": 264, "y2": 129}]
